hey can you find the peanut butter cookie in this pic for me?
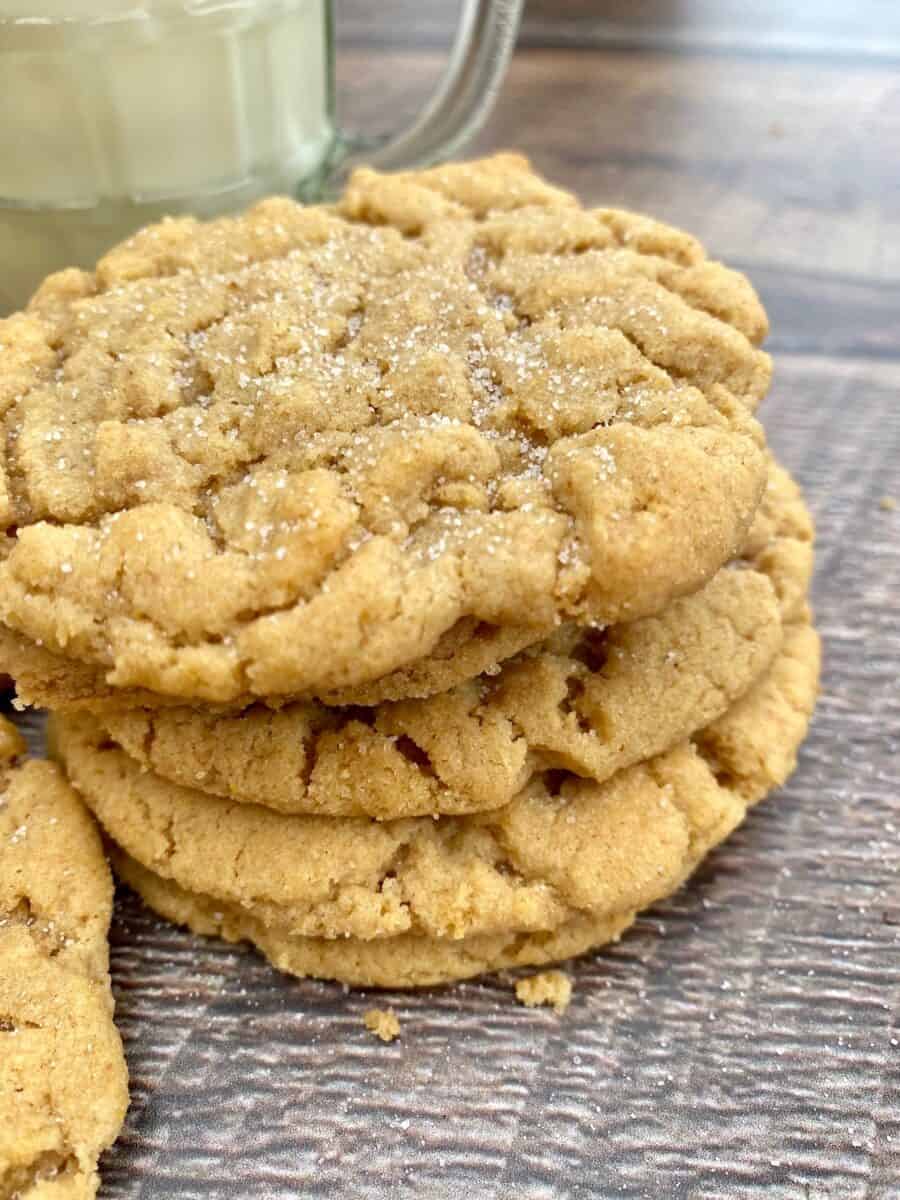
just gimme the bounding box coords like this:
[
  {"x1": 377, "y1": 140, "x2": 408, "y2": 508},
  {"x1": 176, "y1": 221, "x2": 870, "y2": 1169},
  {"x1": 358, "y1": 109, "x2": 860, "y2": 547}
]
[
  {"x1": 106, "y1": 619, "x2": 819, "y2": 986},
  {"x1": 0, "y1": 154, "x2": 768, "y2": 705},
  {"x1": 0, "y1": 718, "x2": 128, "y2": 1199},
  {"x1": 95, "y1": 568, "x2": 780, "y2": 820}
]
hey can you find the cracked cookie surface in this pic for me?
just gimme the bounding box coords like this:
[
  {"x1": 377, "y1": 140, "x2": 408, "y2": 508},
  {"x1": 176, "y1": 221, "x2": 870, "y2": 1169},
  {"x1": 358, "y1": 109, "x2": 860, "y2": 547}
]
[
  {"x1": 53, "y1": 620, "x2": 819, "y2": 946},
  {"x1": 98, "y1": 567, "x2": 781, "y2": 819},
  {"x1": 89, "y1": 460, "x2": 810, "y2": 819},
  {"x1": 0, "y1": 718, "x2": 128, "y2": 1200},
  {"x1": 0, "y1": 154, "x2": 768, "y2": 705},
  {"x1": 107, "y1": 619, "x2": 819, "y2": 986}
]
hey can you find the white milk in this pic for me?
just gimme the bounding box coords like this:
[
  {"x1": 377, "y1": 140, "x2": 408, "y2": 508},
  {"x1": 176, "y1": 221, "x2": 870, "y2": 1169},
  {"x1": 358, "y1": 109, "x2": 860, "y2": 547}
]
[{"x1": 0, "y1": 0, "x2": 334, "y2": 312}]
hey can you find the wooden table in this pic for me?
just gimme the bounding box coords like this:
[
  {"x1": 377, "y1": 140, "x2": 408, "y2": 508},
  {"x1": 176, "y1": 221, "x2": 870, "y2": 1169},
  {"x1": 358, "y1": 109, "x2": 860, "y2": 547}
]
[{"x1": 12, "y1": 3, "x2": 900, "y2": 1196}]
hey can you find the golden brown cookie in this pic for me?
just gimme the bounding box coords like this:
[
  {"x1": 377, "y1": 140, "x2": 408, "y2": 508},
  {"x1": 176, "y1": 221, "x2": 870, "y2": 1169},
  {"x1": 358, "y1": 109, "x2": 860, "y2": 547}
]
[
  {"x1": 0, "y1": 154, "x2": 768, "y2": 706},
  {"x1": 107, "y1": 619, "x2": 819, "y2": 987},
  {"x1": 97, "y1": 566, "x2": 782, "y2": 819},
  {"x1": 0, "y1": 717, "x2": 128, "y2": 1199},
  {"x1": 53, "y1": 621, "x2": 819, "y2": 946}
]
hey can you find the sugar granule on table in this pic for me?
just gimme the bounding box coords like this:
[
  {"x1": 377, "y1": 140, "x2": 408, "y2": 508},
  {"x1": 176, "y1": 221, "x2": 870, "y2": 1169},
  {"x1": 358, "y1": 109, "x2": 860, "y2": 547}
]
[
  {"x1": 515, "y1": 970, "x2": 573, "y2": 1014},
  {"x1": 364, "y1": 1008, "x2": 401, "y2": 1043}
]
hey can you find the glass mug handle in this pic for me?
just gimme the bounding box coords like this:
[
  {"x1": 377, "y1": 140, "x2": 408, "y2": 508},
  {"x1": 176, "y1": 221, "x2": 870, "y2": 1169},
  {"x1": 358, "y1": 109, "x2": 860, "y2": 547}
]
[{"x1": 324, "y1": 0, "x2": 524, "y2": 191}]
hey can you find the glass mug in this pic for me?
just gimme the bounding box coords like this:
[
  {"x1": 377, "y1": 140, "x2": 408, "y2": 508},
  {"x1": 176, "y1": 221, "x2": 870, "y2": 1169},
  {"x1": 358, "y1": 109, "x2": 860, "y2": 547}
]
[{"x1": 0, "y1": 0, "x2": 522, "y2": 313}]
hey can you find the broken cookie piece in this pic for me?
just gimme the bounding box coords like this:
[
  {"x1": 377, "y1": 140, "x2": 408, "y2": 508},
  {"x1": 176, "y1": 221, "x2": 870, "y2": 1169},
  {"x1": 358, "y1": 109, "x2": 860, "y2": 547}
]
[{"x1": 0, "y1": 716, "x2": 128, "y2": 1199}]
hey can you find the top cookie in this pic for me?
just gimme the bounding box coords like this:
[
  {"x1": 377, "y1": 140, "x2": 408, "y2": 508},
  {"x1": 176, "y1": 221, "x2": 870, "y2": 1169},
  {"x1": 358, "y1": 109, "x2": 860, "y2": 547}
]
[{"x1": 0, "y1": 154, "x2": 769, "y2": 704}]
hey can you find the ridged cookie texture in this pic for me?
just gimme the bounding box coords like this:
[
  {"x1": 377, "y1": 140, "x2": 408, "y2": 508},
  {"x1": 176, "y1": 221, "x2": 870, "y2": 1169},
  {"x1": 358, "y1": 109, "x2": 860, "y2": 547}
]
[
  {"x1": 89, "y1": 460, "x2": 810, "y2": 820},
  {"x1": 53, "y1": 620, "x2": 819, "y2": 951},
  {"x1": 0, "y1": 718, "x2": 128, "y2": 1200},
  {"x1": 0, "y1": 153, "x2": 768, "y2": 706},
  {"x1": 108, "y1": 620, "x2": 820, "y2": 987}
]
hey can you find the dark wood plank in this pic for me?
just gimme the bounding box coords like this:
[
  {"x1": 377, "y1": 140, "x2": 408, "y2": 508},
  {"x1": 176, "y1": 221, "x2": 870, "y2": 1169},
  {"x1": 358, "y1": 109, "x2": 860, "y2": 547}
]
[
  {"x1": 744, "y1": 268, "x2": 900, "y2": 361},
  {"x1": 339, "y1": 0, "x2": 900, "y2": 60},
  {"x1": 522, "y1": 0, "x2": 900, "y2": 60}
]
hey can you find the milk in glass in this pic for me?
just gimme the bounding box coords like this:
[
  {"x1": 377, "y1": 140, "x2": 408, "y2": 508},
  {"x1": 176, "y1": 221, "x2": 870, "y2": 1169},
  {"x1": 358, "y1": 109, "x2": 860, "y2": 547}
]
[{"x1": 0, "y1": 0, "x2": 334, "y2": 312}]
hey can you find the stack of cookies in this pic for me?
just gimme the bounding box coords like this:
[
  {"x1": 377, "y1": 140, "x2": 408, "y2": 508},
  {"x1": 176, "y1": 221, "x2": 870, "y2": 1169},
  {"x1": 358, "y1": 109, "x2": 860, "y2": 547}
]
[{"x1": 0, "y1": 155, "x2": 819, "y2": 988}]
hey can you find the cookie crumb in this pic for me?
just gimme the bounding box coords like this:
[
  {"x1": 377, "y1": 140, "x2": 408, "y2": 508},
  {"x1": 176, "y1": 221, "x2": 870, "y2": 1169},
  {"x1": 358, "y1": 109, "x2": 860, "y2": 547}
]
[
  {"x1": 515, "y1": 970, "x2": 572, "y2": 1014},
  {"x1": 879, "y1": 495, "x2": 896, "y2": 511},
  {"x1": 364, "y1": 1008, "x2": 400, "y2": 1042}
]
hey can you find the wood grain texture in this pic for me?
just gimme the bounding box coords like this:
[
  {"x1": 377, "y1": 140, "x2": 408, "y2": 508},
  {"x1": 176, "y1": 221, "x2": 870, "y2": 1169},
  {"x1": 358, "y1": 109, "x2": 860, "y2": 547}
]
[
  {"x1": 8, "y1": 4, "x2": 900, "y2": 1197},
  {"x1": 340, "y1": 0, "x2": 900, "y2": 59}
]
